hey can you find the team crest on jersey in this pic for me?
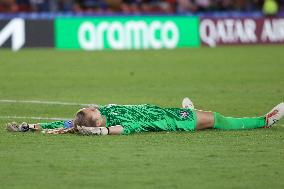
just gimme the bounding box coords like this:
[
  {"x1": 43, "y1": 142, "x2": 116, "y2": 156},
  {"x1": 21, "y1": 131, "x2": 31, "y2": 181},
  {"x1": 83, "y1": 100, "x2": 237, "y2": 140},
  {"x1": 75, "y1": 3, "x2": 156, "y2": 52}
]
[{"x1": 180, "y1": 111, "x2": 189, "y2": 118}]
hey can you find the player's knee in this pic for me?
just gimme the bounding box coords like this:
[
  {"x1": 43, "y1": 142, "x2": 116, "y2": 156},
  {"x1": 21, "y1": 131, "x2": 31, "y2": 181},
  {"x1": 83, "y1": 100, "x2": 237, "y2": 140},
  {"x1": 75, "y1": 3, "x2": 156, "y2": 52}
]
[{"x1": 196, "y1": 111, "x2": 214, "y2": 130}]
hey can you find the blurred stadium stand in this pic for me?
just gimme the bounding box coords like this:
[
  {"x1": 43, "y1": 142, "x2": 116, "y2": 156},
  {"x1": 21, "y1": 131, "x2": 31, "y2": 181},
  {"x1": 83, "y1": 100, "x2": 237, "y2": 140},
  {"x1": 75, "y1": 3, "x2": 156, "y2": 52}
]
[{"x1": 0, "y1": 0, "x2": 283, "y2": 15}]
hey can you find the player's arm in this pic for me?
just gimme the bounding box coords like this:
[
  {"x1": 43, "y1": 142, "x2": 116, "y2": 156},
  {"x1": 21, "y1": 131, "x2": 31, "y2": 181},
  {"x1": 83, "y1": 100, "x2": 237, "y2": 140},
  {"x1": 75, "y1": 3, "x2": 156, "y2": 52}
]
[
  {"x1": 6, "y1": 120, "x2": 73, "y2": 132},
  {"x1": 108, "y1": 125, "x2": 124, "y2": 135},
  {"x1": 77, "y1": 125, "x2": 123, "y2": 135}
]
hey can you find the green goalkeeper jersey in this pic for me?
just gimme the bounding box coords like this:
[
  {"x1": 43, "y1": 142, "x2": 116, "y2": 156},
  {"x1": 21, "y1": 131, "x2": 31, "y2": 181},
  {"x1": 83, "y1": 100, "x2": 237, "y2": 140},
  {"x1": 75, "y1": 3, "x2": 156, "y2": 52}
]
[{"x1": 99, "y1": 104, "x2": 197, "y2": 134}]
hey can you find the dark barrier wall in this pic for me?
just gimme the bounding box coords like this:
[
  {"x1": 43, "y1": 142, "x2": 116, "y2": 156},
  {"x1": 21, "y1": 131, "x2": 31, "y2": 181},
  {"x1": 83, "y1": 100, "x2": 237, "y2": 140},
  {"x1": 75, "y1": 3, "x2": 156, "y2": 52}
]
[
  {"x1": 200, "y1": 17, "x2": 284, "y2": 47},
  {"x1": 0, "y1": 18, "x2": 54, "y2": 51}
]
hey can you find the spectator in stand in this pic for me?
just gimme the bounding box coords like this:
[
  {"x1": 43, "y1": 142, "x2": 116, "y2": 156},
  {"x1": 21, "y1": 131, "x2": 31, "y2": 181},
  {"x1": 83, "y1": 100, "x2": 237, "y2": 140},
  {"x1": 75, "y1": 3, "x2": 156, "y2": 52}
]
[
  {"x1": 176, "y1": 0, "x2": 197, "y2": 13},
  {"x1": 29, "y1": 0, "x2": 50, "y2": 12},
  {"x1": 121, "y1": 0, "x2": 141, "y2": 13},
  {"x1": 0, "y1": 0, "x2": 283, "y2": 13},
  {"x1": 121, "y1": 0, "x2": 174, "y2": 14},
  {"x1": 54, "y1": 0, "x2": 74, "y2": 12},
  {"x1": 141, "y1": 0, "x2": 172, "y2": 13},
  {"x1": 74, "y1": 0, "x2": 108, "y2": 13},
  {"x1": 233, "y1": 0, "x2": 262, "y2": 12},
  {"x1": 16, "y1": 0, "x2": 31, "y2": 12},
  {"x1": 0, "y1": 0, "x2": 19, "y2": 12},
  {"x1": 240, "y1": 0, "x2": 258, "y2": 11},
  {"x1": 177, "y1": 0, "x2": 213, "y2": 13},
  {"x1": 263, "y1": 0, "x2": 279, "y2": 15},
  {"x1": 215, "y1": 0, "x2": 234, "y2": 11},
  {"x1": 195, "y1": 0, "x2": 211, "y2": 11},
  {"x1": 105, "y1": 0, "x2": 123, "y2": 12},
  {"x1": 154, "y1": 0, "x2": 175, "y2": 13},
  {"x1": 232, "y1": 0, "x2": 246, "y2": 11},
  {"x1": 281, "y1": 0, "x2": 284, "y2": 11}
]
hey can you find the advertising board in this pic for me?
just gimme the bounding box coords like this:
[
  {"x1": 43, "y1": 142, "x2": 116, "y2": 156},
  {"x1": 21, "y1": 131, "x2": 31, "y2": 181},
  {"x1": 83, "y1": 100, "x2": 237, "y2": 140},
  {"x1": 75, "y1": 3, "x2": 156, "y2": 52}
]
[
  {"x1": 200, "y1": 17, "x2": 284, "y2": 47},
  {"x1": 0, "y1": 18, "x2": 54, "y2": 51},
  {"x1": 55, "y1": 16, "x2": 200, "y2": 50}
]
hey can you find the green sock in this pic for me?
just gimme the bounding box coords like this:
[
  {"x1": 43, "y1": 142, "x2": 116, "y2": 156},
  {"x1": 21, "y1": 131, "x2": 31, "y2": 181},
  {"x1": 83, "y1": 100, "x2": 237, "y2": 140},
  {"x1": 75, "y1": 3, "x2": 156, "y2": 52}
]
[{"x1": 213, "y1": 112, "x2": 266, "y2": 130}]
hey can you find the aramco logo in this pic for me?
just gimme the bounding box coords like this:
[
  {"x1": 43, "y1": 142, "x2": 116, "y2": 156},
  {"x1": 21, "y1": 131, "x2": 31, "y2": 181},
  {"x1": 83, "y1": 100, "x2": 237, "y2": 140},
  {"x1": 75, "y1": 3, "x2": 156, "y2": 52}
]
[{"x1": 78, "y1": 21, "x2": 180, "y2": 50}]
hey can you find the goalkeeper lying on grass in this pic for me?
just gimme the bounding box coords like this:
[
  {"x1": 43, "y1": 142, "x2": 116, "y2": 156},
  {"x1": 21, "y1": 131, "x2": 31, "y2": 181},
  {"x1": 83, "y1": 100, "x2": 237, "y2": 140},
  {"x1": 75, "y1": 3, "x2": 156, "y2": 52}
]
[{"x1": 6, "y1": 98, "x2": 284, "y2": 135}]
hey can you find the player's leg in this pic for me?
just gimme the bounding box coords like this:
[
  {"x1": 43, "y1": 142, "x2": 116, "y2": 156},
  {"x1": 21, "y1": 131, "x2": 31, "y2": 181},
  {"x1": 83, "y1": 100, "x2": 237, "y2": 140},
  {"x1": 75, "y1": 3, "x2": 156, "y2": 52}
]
[
  {"x1": 196, "y1": 110, "x2": 267, "y2": 130},
  {"x1": 182, "y1": 98, "x2": 274, "y2": 130},
  {"x1": 196, "y1": 102, "x2": 284, "y2": 130},
  {"x1": 196, "y1": 111, "x2": 215, "y2": 130}
]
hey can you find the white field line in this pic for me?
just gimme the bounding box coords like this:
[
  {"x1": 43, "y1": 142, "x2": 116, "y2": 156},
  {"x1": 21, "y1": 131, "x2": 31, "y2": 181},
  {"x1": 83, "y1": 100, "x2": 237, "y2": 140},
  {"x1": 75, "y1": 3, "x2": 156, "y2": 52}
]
[
  {"x1": 0, "y1": 99, "x2": 81, "y2": 121},
  {"x1": 0, "y1": 116, "x2": 71, "y2": 120},
  {"x1": 0, "y1": 99, "x2": 97, "y2": 106}
]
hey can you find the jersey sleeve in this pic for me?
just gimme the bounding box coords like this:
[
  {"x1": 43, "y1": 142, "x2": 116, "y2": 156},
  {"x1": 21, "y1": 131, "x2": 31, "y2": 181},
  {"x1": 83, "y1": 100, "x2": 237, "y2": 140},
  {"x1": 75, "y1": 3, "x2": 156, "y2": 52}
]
[{"x1": 39, "y1": 120, "x2": 73, "y2": 129}]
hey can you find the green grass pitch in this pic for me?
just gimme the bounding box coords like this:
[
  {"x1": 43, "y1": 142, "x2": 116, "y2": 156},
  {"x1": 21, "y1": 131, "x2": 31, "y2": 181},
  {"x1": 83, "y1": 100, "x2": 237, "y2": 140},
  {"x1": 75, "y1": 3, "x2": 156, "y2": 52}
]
[{"x1": 0, "y1": 46, "x2": 283, "y2": 189}]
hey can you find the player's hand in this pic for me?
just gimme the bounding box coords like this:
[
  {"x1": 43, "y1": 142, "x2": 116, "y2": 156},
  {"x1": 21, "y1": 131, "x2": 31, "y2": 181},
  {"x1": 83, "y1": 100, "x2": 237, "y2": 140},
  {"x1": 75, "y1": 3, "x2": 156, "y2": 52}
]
[{"x1": 6, "y1": 122, "x2": 29, "y2": 132}]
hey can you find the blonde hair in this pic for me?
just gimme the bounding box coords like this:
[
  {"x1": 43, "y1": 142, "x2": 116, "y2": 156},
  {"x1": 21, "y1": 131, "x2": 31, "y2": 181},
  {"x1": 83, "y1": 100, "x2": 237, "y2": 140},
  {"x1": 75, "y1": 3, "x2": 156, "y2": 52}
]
[{"x1": 73, "y1": 109, "x2": 97, "y2": 129}]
